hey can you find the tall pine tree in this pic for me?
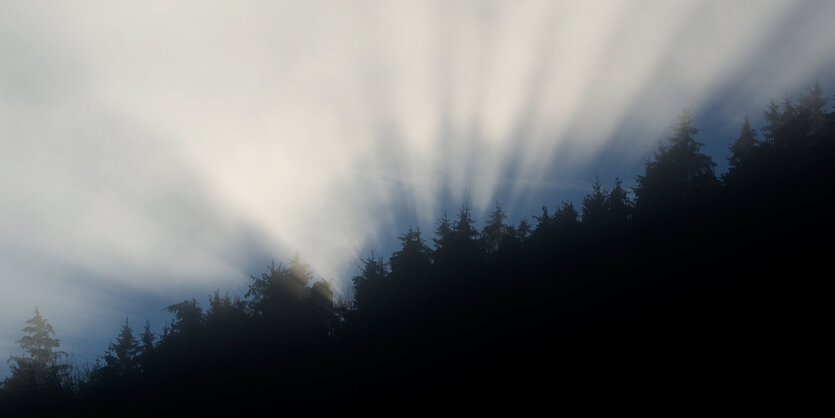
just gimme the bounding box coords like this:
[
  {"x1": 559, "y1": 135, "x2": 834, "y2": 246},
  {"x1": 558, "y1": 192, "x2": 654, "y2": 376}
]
[
  {"x1": 2, "y1": 308, "x2": 70, "y2": 409},
  {"x1": 635, "y1": 111, "x2": 718, "y2": 218}
]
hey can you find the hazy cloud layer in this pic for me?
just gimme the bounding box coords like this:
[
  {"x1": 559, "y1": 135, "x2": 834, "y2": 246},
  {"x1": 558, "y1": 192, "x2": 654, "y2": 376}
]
[{"x1": 1, "y1": 0, "x2": 834, "y2": 372}]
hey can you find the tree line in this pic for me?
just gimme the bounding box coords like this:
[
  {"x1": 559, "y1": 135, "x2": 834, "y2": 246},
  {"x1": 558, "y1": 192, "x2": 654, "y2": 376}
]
[{"x1": 1, "y1": 84, "x2": 832, "y2": 415}]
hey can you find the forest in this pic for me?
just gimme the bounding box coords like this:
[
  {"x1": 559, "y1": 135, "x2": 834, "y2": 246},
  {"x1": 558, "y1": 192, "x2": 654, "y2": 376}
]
[{"x1": 1, "y1": 85, "x2": 832, "y2": 415}]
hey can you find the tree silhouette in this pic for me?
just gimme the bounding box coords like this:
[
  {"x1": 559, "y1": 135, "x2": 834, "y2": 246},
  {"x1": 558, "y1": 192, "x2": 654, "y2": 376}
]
[
  {"x1": 728, "y1": 117, "x2": 758, "y2": 172},
  {"x1": 635, "y1": 111, "x2": 718, "y2": 218},
  {"x1": 762, "y1": 99, "x2": 783, "y2": 142},
  {"x1": 799, "y1": 82, "x2": 828, "y2": 138},
  {"x1": 432, "y1": 206, "x2": 483, "y2": 279},
  {"x1": 553, "y1": 201, "x2": 579, "y2": 229},
  {"x1": 607, "y1": 178, "x2": 631, "y2": 228},
  {"x1": 247, "y1": 255, "x2": 335, "y2": 341},
  {"x1": 432, "y1": 212, "x2": 453, "y2": 252},
  {"x1": 102, "y1": 319, "x2": 139, "y2": 381},
  {"x1": 165, "y1": 299, "x2": 203, "y2": 338},
  {"x1": 135, "y1": 319, "x2": 155, "y2": 376},
  {"x1": 139, "y1": 320, "x2": 154, "y2": 355},
  {"x1": 532, "y1": 206, "x2": 551, "y2": 238},
  {"x1": 515, "y1": 218, "x2": 532, "y2": 241},
  {"x1": 389, "y1": 227, "x2": 432, "y2": 281},
  {"x1": 481, "y1": 203, "x2": 508, "y2": 254},
  {"x1": 3, "y1": 84, "x2": 833, "y2": 416},
  {"x1": 2, "y1": 308, "x2": 70, "y2": 413},
  {"x1": 205, "y1": 291, "x2": 246, "y2": 335},
  {"x1": 351, "y1": 253, "x2": 388, "y2": 312},
  {"x1": 582, "y1": 176, "x2": 608, "y2": 231}
]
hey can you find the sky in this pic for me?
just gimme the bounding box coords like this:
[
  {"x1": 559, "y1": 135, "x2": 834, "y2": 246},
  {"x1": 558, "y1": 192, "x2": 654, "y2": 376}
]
[{"x1": 1, "y1": 0, "x2": 834, "y2": 376}]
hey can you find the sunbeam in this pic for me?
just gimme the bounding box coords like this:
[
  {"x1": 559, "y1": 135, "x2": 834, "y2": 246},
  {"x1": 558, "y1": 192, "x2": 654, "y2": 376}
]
[{"x1": 1, "y1": 0, "x2": 834, "y2": 378}]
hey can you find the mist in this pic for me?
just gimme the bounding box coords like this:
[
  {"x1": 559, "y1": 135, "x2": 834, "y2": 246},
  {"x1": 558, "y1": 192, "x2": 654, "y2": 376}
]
[{"x1": 1, "y1": 0, "x2": 834, "y2": 375}]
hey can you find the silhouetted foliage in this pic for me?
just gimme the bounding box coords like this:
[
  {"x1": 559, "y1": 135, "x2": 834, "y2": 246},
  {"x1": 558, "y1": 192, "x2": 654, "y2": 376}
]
[
  {"x1": 800, "y1": 82, "x2": 828, "y2": 137},
  {"x1": 607, "y1": 178, "x2": 631, "y2": 227},
  {"x1": 351, "y1": 254, "x2": 388, "y2": 312},
  {"x1": 247, "y1": 255, "x2": 334, "y2": 342},
  {"x1": 389, "y1": 227, "x2": 432, "y2": 280},
  {"x1": 582, "y1": 176, "x2": 608, "y2": 231},
  {"x1": 481, "y1": 202, "x2": 509, "y2": 254},
  {"x1": 3, "y1": 85, "x2": 833, "y2": 415},
  {"x1": 139, "y1": 320, "x2": 154, "y2": 354},
  {"x1": 515, "y1": 217, "x2": 532, "y2": 240},
  {"x1": 432, "y1": 212, "x2": 453, "y2": 250},
  {"x1": 1, "y1": 308, "x2": 70, "y2": 415},
  {"x1": 165, "y1": 299, "x2": 203, "y2": 338},
  {"x1": 729, "y1": 118, "x2": 757, "y2": 171},
  {"x1": 635, "y1": 111, "x2": 718, "y2": 219},
  {"x1": 102, "y1": 319, "x2": 139, "y2": 381}
]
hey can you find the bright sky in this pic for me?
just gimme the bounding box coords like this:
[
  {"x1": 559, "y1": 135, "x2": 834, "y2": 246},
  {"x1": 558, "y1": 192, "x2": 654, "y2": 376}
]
[{"x1": 1, "y1": 0, "x2": 834, "y2": 376}]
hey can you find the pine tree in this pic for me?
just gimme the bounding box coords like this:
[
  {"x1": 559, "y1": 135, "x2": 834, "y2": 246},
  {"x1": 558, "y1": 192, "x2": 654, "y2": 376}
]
[
  {"x1": 206, "y1": 291, "x2": 246, "y2": 331},
  {"x1": 432, "y1": 206, "x2": 482, "y2": 276},
  {"x1": 453, "y1": 206, "x2": 479, "y2": 242},
  {"x1": 728, "y1": 117, "x2": 758, "y2": 172},
  {"x1": 137, "y1": 320, "x2": 155, "y2": 373},
  {"x1": 763, "y1": 94, "x2": 809, "y2": 148},
  {"x1": 781, "y1": 94, "x2": 797, "y2": 120},
  {"x1": 104, "y1": 318, "x2": 139, "y2": 379},
  {"x1": 799, "y1": 82, "x2": 828, "y2": 137},
  {"x1": 481, "y1": 203, "x2": 508, "y2": 254},
  {"x1": 607, "y1": 178, "x2": 631, "y2": 227},
  {"x1": 389, "y1": 227, "x2": 432, "y2": 279},
  {"x1": 139, "y1": 320, "x2": 155, "y2": 354},
  {"x1": 533, "y1": 206, "x2": 551, "y2": 235},
  {"x1": 165, "y1": 299, "x2": 204, "y2": 338},
  {"x1": 433, "y1": 213, "x2": 453, "y2": 252},
  {"x1": 581, "y1": 176, "x2": 609, "y2": 230},
  {"x1": 246, "y1": 256, "x2": 335, "y2": 340},
  {"x1": 553, "y1": 201, "x2": 579, "y2": 227},
  {"x1": 352, "y1": 253, "x2": 388, "y2": 311},
  {"x1": 635, "y1": 111, "x2": 718, "y2": 216},
  {"x1": 3, "y1": 308, "x2": 69, "y2": 406},
  {"x1": 762, "y1": 99, "x2": 782, "y2": 142},
  {"x1": 516, "y1": 218, "x2": 532, "y2": 241}
]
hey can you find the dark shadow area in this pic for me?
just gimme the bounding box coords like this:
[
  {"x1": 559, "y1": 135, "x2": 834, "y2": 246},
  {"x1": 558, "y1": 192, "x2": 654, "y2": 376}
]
[{"x1": 1, "y1": 85, "x2": 832, "y2": 415}]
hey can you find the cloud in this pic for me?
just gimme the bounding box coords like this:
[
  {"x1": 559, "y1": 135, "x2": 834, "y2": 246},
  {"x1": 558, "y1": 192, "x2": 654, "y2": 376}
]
[{"x1": 1, "y1": 0, "x2": 834, "y2": 373}]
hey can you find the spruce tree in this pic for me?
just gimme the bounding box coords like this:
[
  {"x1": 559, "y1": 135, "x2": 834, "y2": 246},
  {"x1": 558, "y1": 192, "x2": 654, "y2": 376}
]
[
  {"x1": 481, "y1": 203, "x2": 508, "y2": 254},
  {"x1": 608, "y1": 178, "x2": 631, "y2": 227},
  {"x1": 3, "y1": 308, "x2": 69, "y2": 407},
  {"x1": 104, "y1": 319, "x2": 139, "y2": 379},
  {"x1": 389, "y1": 227, "x2": 432, "y2": 280},
  {"x1": 728, "y1": 117, "x2": 758, "y2": 172},
  {"x1": 139, "y1": 320, "x2": 155, "y2": 354},
  {"x1": 635, "y1": 111, "x2": 718, "y2": 217},
  {"x1": 581, "y1": 176, "x2": 609, "y2": 230}
]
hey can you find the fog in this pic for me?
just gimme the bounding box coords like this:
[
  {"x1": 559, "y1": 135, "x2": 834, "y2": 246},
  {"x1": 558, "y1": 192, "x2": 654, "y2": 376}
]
[{"x1": 1, "y1": 0, "x2": 834, "y2": 374}]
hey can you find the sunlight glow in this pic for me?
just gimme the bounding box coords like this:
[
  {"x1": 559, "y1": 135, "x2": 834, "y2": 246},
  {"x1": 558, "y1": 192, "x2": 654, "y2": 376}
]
[{"x1": 1, "y1": 0, "x2": 833, "y2": 374}]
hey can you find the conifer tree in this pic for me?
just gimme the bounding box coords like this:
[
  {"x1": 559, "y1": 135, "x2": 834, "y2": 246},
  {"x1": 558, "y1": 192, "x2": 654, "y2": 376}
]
[
  {"x1": 389, "y1": 227, "x2": 432, "y2": 279},
  {"x1": 608, "y1": 178, "x2": 631, "y2": 227},
  {"x1": 433, "y1": 213, "x2": 453, "y2": 252},
  {"x1": 139, "y1": 320, "x2": 154, "y2": 354},
  {"x1": 762, "y1": 99, "x2": 782, "y2": 142},
  {"x1": 516, "y1": 218, "x2": 532, "y2": 241},
  {"x1": 104, "y1": 319, "x2": 139, "y2": 379},
  {"x1": 582, "y1": 176, "x2": 609, "y2": 230},
  {"x1": 453, "y1": 206, "x2": 479, "y2": 242},
  {"x1": 799, "y1": 82, "x2": 828, "y2": 137},
  {"x1": 553, "y1": 201, "x2": 579, "y2": 227},
  {"x1": 352, "y1": 254, "x2": 388, "y2": 311},
  {"x1": 635, "y1": 111, "x2": 718, "y2": 216},
  {"x1": 481, "y1": 203, "x2": 508, "y2": 254},
  {"x1": 728, "y1": 117, "x2": 758, "y2": 172},
  {"x1": 3, "y1": 308, "x2": 69, "y2": 406}
]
